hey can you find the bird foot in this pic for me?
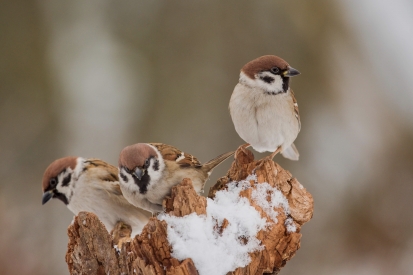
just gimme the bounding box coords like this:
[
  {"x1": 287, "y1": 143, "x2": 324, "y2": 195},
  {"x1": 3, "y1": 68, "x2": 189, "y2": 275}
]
[
  {"x1": 253, "y1": 146, "x2": 282, "y2": 172},
  {"x1": 252, "y1": 160, "x2": 265, "y2": 173},
  {"x1": 268, "y1": 146, "x2": 282, "y2": 160},
  {"x1": 240, "y1": 143, "x2": 250, "y2": 154}
]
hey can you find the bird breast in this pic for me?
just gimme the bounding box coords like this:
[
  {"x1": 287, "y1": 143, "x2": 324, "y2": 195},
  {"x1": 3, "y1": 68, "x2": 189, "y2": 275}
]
[
  {"x1": 229, "y1": 84, "x2": 299, "y2": 153},
  {"x1": 67, "y1": 172, "x2": 149, "y2": 235}
]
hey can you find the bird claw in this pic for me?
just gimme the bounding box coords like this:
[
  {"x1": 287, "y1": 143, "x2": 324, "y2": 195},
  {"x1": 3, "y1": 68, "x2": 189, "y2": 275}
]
[
  {"x1": 253, "y1": 158, "x2": 266, "y2": 172},
  {"x1": 254, "y1": 146, "x2": 282, "y2": 171},
  {"x1": 239, "y1": 143, "x2": 250, "y2": 154}
]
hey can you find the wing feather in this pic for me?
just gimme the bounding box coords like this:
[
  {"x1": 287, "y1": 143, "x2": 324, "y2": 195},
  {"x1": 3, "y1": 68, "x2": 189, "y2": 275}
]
[
  {"x1": 290, "y1": 89, "x2": 301, "y2": 131},
  {"x1": 150, "y1": 143, "x2": 202, "y2": 168},
  {"x1": 84, "y1": 159, "x2": 123, "y2": 196}
]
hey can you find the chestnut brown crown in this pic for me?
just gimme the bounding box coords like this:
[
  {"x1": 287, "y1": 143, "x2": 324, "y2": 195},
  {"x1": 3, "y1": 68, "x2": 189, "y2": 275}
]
[
  {"x1": 119, "y1": 143, "x2": 157, "y2": 171},
  {"x1": 241, "y1": 55, "x2": 289, "y2": 79},
  {"x1": 42, "y1": 157, "x2": 77, "y2": 191}
]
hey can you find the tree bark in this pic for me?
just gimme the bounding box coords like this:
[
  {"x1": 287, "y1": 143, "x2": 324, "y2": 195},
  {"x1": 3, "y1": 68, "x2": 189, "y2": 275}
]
[{"x1": 66, "y1": 146, "x2": 314, "y2": 275}]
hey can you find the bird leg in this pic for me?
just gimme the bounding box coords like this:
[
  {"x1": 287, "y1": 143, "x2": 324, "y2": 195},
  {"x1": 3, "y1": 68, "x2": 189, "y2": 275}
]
[
  {"x1": 255, "y1": 146, "x2": 282, "y2": 170},
  {"x1": 240, "y1": 143, "x2": 250, "y2": 154},
  {"x1": 268, "y1": 146, "x2": 282, "y2": 160}
]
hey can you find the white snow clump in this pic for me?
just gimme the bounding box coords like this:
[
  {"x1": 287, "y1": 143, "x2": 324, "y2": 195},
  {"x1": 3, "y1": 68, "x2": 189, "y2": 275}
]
[{"x1": 159, "y1": 174, "x2": 294, "y2": 275}]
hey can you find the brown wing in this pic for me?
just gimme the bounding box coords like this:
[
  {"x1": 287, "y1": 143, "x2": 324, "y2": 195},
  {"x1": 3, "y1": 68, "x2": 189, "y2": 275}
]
[
  {"x1": 150, "y1": 143, "x2": 202, "y2": 168},
  {"x1": 290, "y1": 89, "x2": 301, "y2": 131},
  {"x1": 85, "y1": 159, "x2": 119, "y2": 182},
  {"x1": 84, "y1": 159, "x2": 123, "y2": 196}
]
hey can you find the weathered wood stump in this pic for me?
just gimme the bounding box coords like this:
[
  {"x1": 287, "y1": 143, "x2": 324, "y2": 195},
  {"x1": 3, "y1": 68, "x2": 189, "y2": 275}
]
[{"x1": 65, "y1": 146, "x2": 314, "y2": 275}]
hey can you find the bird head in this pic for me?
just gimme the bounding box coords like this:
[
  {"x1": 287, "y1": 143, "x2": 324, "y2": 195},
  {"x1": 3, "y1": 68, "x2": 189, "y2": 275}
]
[
  {"x1": 240, "y1": 55, "x2": 300, "y2": 95},
  {"x1": 42, "y1": 156, "x2": 79, "y2": 206}
]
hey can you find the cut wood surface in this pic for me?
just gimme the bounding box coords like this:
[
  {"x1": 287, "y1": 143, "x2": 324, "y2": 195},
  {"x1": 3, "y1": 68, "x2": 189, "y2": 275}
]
[{"x1": 66, "y1": 146, "x2": 314, "y2": 275}]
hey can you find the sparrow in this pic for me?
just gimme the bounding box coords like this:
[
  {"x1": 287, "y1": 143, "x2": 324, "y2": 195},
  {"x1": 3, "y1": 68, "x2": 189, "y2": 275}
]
[
  {"x1": 229, "y1": 55, "x2": 301, "y2": 160},
  {"x1": 42, "y1": 157, "x2": 151, "y2": 236},
  {"x1": 118, "y1": 143, "x2": 235, "y2": 213}
]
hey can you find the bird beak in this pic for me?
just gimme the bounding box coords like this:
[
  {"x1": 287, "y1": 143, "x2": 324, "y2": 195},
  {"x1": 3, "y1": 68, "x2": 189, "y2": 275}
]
[
  {"x1": 134, "y1": 168, "x2": 144, "y2": 180},
  {"x1": 42, "y1": 190, "x2": 54, "y2": 205},
  {"x1": 283, "y1": 67, "x2": 300, "y2": 77}
]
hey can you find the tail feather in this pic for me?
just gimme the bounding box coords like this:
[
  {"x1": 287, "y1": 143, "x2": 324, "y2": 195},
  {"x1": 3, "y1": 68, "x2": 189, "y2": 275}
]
[
  {"x1": 202, "y1": 150, "x2": 235, "y2": 172},
  {"x1": 281, "y1": 143, "x2": 299, "y2": 161}
]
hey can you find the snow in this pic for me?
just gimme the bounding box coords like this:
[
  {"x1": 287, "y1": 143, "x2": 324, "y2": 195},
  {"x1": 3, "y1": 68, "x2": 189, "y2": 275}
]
[
  {"x1": 159, "y1": 174, "x2": 295, "y2": 275},
  {"x1": 251, "y1": 182, "x2": 296, "y2": 233}
]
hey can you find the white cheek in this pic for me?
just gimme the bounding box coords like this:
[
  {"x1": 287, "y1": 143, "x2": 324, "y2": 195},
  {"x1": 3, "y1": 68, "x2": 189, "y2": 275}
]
[
  {"x1": 239, "y1": 71, "x2": 284, "y2": 94},
  {"x1": 146, "y1": 157, "x2": 164, "y2": 184},
  {"x1": 256, "y1": 72, "x2": 283, "y2": 93},
  {"x1": 145, "y1": 145, "x2": 166, "y2": 184},
  {"x1": 56, "y1": 169, "x2": 75, "y2": 202},
  {"x1": 60, "y1": 158, "x2": 85, "y2": 203},
  {"x1": 119, "y1": 169, "x2": 138, "y2": 191}
]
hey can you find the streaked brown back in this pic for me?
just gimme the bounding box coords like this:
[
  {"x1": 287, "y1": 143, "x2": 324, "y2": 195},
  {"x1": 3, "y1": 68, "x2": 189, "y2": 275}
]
[
  {"x1": 84, "y1": 159, "x2": 119, "y2": 182},
  {"x1": 150, "y1": 143, "x2": 202, "y2": 168}
]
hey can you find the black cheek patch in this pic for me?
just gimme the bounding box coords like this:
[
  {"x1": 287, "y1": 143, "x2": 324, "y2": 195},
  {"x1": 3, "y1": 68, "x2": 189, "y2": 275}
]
[
  {"x1": 153, "y1": 160, "x2": 159, "y2": 171},
  {"x1": 120, "y1": 172, "x2": 128, "y2": 183},
  {"x1": 260, "y1": 76, "x2": 274, "y2": 84},
  {"x1": 62, "y1": 174, "x2": 71, "y2": 187},
  {"x1": 132, "y1": 174, "x2": 150, "y2": 194}
]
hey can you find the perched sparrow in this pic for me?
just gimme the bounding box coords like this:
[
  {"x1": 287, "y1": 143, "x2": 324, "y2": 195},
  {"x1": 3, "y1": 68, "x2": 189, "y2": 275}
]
[
  {"x1": 229, "y1": 55, "x2": 301, "y2": 160},
  {"x1": 118, "y1": 143, "x2": 235, "y2": 213},
  {"x1": 42, "y1": 157, "x2": 151, "y2": 236}
]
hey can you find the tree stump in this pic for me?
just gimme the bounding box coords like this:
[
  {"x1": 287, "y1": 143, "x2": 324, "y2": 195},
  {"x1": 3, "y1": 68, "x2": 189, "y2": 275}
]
[{"x1": 65, "y1": 146, "x2": 314, "y2": 275}]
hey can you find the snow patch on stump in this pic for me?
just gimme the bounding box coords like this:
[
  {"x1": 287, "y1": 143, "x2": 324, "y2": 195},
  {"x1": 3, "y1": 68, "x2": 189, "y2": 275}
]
[
  {"x1": 250, "y1": 178, "x2": 296, "y2": 233},
  {"x1": 159, "y1": 174, "x2": 295, "y2": 275}
]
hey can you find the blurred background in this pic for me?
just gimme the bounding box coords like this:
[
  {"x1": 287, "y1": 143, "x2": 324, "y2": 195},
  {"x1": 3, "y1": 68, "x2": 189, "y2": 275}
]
[{"x1": 1, "y1": 0, "x2": 413, "y2": 274}]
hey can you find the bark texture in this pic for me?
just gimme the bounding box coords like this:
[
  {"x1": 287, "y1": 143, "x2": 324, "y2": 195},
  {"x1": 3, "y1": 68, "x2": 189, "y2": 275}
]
[{"x1": 66, "y1": 146, "x2": 314, "y2": 275}]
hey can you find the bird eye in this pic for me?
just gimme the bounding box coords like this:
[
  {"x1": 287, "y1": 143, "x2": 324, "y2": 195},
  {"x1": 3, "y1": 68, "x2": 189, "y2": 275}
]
[
  {"x1": 49, "y1": 177, "x2": 57, "y2": 187},
  {"x1": 270, "y1": 67, "x2": 280, "y2": 74},
  {"x1": 144, "y1": 159, "x2": 150, "y2": 168}
]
